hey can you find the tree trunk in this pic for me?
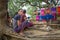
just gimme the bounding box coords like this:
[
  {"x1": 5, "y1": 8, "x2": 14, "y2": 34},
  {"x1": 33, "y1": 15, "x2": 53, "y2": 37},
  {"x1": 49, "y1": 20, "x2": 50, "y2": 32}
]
[{"x1": 0, "y1": 0, "x2": 8, "y2": 39}]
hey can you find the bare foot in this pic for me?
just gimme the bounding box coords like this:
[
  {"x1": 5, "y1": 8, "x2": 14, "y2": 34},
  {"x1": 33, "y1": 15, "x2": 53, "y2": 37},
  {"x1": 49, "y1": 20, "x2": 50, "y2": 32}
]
[{"x1": 19, "y1": 33, "x2": 25, "y2": 37}]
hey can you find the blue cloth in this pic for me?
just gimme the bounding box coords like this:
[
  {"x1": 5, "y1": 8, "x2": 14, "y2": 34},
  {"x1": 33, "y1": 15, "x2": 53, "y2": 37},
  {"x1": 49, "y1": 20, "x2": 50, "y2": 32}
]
[
  {"x1": 39, "y1": 15, "x2": 45, "y2": 21},
  {"x1": 43, "y1": 14, "x2": 54, "y2": 20},
  {"x1": 40, "y1": 16, "x2": 42, "y2": 21}
]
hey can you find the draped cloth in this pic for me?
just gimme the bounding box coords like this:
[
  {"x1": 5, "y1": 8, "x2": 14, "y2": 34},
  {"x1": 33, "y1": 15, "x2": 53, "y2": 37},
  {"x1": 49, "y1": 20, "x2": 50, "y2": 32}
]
[
  {"x1": 57, "y1": 6, "x2": 60, "y2": 16},
  {"x1": 43, "y1": 14, "x2": 54, "y2": 21},
  {"x1": 43, "y1": 8, "x2": 54, "y2": 21},
  {"x1": 45, "y1": 8, "x2": 50, "y2": 14},
  {"x1": 40, "y1": 8, "x2": 45, "y2": 16},
  {"x1": 36, "y1": 15, "x2": 40, "y2": 21},
  {"x1": 51, "y1": 7, "x2": 56, "y2": 20},
  {"x1": 40, "y1": 8, "x2": 45, "y2": 21}
]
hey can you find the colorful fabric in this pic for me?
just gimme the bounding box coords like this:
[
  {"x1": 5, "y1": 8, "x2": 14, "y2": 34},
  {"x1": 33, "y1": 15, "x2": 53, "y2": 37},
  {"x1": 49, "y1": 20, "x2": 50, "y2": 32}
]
[
  {"x1": 39, "y1": 15, "x2": 45, "y2": 21},
  {"x1": 36, "y1": 15, "x2": 40, "y2": 21},
  {"x1": 40, "y1": 8, "x2": 45, "y2": 16},
  {"x1": 43, "y1": 14, "x2": 54, "y2": 21},
  {"x1": 51, "y1": 7, "x2": 56, "y2": 13},
  {"x1": 40, "y1": 8, "x2": 45, "y2": 21},
  {"x1": 51, "y1": 7, "x2": 56, "y2": 20},
  {"x1": 57, "y1": 7, "x2": 60, "y2": 12},
  {"x1": 52, "y1": 13, "x2": 56, "y2": 20},
  {"x1": 57, "y1": 6, "x2": 60, "y2": 15},
  {"x1": 45, "y1": 8, "x2": 50, "y2": 14}
]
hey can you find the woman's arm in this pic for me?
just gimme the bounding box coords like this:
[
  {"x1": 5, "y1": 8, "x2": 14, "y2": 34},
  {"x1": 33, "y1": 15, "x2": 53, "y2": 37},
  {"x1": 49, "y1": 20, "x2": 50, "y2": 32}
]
[{"x1": 17, "y1": 20, "x2": 21, "y2": 27}]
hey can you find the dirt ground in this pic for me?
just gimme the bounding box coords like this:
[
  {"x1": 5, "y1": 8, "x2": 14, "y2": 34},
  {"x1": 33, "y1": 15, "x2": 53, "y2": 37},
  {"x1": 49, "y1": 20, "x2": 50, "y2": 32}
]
[{"x1": 4, "y1": 21, "x2": 60, "y2": 40}]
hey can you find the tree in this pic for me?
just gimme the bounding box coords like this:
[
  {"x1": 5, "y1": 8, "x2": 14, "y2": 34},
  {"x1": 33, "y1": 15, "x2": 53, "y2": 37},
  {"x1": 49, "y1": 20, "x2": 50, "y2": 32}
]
[{"x1": 0, "y1": 0, "x2": 8, "y2": 39}]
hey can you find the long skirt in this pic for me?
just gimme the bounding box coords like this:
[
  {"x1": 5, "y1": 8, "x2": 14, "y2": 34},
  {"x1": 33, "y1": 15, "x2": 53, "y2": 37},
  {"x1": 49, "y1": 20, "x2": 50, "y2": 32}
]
[{"x1": 14, "y1": 20, "x2": 33, "y2": 33}]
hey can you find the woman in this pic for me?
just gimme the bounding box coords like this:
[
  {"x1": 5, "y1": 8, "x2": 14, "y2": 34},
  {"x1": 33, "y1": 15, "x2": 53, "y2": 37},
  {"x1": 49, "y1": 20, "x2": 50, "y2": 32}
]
[
  {"x1": 13, "y1": 9, "x2": 23, "y2": 34},
  {"x1": 13, "y1": 9, "x2": 33, "y2": 36},
  {"x1": 18, "y1": 9, "x2": 33, "y2": 35}
]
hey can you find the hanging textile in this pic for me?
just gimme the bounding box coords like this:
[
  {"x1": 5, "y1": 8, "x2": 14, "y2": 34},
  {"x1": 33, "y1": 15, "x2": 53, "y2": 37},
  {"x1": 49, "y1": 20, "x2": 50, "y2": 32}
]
[
  {"x1": 43, "y1": 14, "x2": 54, "y2": 21},
  {"x1": 40, "y1": 8, "x2": 45, "y2": 16},
  {"x1": 51, "y1": 7, "x2": 56, "y2": 20},
  {"x1": 51, "y1": 7, "x2": 56, "y2": 13},
  {"x1": 36, "y1": 15, "x2": 40, "y2": 21},
  {"x1": 57, "y1": 6, "x2": 60, "y2": 16},
  {"x1": 40, "y1": 8, "x2": 45, "y2": 21},
  {"x1": 45, "y1": 8, "x2": 50, "y2": 14},
  {"x1": 44, "y1": 8, "x2": 54, "y2": 21}
]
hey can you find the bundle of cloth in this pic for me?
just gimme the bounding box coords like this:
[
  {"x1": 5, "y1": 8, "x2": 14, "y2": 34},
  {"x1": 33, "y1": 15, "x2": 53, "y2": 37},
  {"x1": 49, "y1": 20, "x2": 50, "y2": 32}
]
[
  {"x1": 35, "y1": 7, "x2": 58, "y2": 21},
  {"x1": 51, "y1": 7, "x2": 56, "y2": 21},
  {"x1": 57, "y1": 6, "x2": 60, "y2": 16},
  {"x1": 40, "y1": 8, "x2": 45, "y2": 21},
  {"x1": 39, "y1": 8, "x2": 54, "y2": 21}
]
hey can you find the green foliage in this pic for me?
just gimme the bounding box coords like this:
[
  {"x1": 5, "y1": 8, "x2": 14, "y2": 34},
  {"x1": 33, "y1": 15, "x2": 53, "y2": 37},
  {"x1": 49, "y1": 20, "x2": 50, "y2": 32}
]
[
  {"x1": 27, "y1": 6, "x2": 36, "y2": 18},
  {"x1": 8, "y1": 0, "x2": 24, "y2": 17},
  {"x1": 8, "y1": 0, "x2": 55, "y2": 17},
  {"x1": 8, "y1": 0, "x2": 43, "y2": 17}
]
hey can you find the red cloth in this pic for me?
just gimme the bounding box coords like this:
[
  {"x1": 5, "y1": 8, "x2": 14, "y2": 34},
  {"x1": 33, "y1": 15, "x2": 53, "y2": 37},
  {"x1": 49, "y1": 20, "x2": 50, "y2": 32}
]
[
  {"x1": 57, "y1": 7, "x2": 60, "y2": 16},
  {"x1": 45, "y1": 8, "x2": 50, "y2": 14}
]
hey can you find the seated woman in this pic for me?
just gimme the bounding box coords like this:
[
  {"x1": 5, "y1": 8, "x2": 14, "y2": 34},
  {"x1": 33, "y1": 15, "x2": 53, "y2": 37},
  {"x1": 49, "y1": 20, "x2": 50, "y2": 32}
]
[{"x1": 13, "y1": 9, "x2": 33, "y2": 36}]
